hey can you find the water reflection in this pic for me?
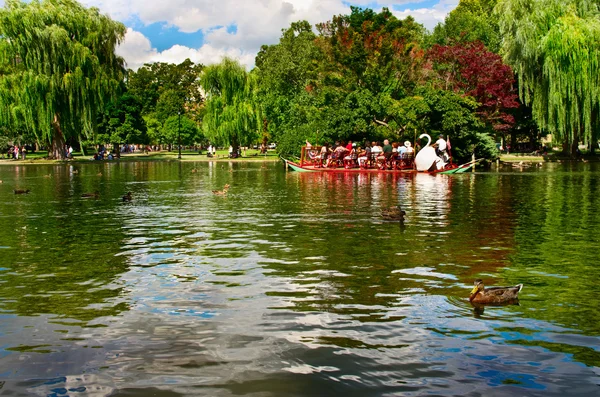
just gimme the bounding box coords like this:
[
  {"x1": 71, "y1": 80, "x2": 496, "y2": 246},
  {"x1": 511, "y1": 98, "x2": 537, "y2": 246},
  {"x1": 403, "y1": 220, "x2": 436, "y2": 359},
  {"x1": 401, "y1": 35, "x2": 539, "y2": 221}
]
[{"x1": 0, "y1": 161, "x2": 599, "y2": 395}]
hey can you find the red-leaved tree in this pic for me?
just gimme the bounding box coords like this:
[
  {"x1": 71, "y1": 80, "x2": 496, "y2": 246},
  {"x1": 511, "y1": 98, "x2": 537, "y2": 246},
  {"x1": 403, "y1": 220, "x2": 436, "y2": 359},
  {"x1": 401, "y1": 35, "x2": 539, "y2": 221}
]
[{"x1": 426, "y1": 41, "x2": 520, "y2": 130}]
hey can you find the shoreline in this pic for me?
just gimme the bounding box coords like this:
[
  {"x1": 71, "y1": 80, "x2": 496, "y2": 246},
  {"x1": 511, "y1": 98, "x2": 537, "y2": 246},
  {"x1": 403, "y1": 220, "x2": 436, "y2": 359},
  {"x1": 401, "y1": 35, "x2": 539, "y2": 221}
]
[{"x1": 0, "y1": 151, "x2": 282, "y2": 165}]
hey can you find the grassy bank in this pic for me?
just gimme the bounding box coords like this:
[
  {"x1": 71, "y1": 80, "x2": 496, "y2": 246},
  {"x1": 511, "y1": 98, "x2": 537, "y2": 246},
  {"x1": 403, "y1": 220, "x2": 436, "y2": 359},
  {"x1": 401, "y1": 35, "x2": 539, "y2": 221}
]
[
  {"x1": 0, "y1": 149, "x2": 281, "y2": 165},
  {"x1": 500, "y1": 152, "x2": 600, "y2": 163}
]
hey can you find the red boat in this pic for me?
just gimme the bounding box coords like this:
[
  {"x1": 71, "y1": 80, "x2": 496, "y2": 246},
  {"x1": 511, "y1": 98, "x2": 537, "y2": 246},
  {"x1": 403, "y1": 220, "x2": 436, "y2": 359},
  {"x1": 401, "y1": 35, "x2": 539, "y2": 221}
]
[{"x1": 283, "y1": 134, "x2": 480, "y2": 174}]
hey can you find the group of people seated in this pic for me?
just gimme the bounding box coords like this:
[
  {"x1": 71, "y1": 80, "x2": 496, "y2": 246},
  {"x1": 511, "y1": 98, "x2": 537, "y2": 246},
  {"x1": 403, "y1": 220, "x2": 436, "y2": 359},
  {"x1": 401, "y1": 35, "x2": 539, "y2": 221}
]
[{"x1": 307, "y1": 139, "x2": 416, "y2": 170}]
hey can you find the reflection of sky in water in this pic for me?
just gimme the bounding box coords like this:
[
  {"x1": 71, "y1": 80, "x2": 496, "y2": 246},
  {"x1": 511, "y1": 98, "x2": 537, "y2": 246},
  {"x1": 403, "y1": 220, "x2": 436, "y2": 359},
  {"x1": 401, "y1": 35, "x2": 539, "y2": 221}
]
[{"x1": 0, "y1": 162, "x2": 599, "y2": 395}]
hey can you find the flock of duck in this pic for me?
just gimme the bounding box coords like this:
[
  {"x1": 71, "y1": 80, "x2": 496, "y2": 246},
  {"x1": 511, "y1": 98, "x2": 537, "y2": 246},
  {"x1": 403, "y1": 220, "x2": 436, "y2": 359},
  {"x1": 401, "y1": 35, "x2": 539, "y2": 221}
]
[
  {"x1": 379, "y1": 205, "x2": 523, "y2": 304},
  {"x1": 7, "y1": 169, "x2": 524, "y2": 306}
]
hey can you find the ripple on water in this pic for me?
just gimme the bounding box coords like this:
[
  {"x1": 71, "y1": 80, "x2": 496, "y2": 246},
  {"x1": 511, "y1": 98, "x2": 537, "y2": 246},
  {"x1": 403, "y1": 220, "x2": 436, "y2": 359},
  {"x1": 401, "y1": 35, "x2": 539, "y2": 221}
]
[{"x1": 0, "y1": 162, "x2": 599, "y2": 395}]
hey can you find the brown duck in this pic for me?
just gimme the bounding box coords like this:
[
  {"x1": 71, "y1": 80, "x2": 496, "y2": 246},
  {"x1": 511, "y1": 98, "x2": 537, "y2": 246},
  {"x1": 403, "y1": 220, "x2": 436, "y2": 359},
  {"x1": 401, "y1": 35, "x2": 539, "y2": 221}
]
[
  {"x1": 212, "y1": 184, "x2": 230, "y2": 196},
  {"x1": 122, "y1": 192, "x2": 132, "y2": 202},
  {"x1": 81, "y1": 190, "x2": 99, "y2": 198},
  {"x1": 381, "y1": 205, "x2": 405, "y2": 221},
  {"x1": 14, "y1": 189, "x2": 30, "y2": 194},
  {"x1": 469, "y1": 279, "x2": 523, "y2": 304}
]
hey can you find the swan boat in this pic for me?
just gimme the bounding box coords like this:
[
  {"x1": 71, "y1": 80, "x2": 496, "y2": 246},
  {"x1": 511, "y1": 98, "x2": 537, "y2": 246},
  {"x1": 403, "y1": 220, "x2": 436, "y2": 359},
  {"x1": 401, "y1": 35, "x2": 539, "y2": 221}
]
[{"x1": 283, "y1": 134, "x2": 479, "y2": 174}]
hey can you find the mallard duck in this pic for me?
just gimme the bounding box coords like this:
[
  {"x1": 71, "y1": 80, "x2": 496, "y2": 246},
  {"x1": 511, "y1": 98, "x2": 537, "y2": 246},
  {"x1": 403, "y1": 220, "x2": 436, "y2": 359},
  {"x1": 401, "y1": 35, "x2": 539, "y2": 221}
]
[
  {"x1": 14, "y1": 189, "x2": 30, "y2": 194},
  {"x1": 212, "y1": 184, "x2": 230, "y2": 196},
  {"x1": 191, "y1": 168, "x2": 198, "y2": 173},
  {"x1": 97, "y1": 172, "x2": 103, "y2": 176},
  {"x1": 81, "y1": 190, "x2": 99, "y2": 198},
  {"x1": 469, "y1": 279, "x2": 523, "y2": 304},
  {"x1": 381, "y1": 205, "x2": 405, "y2": 221},
  {"x1": 122, "y1": 192, "x2": 132, "y2": 202}
]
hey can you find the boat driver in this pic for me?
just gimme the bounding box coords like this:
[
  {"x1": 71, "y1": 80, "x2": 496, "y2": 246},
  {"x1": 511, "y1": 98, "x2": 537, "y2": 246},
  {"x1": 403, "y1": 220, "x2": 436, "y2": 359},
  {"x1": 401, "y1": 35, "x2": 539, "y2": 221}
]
[{"x1": 435, "y1": 135, "x2": 449, "y2": 162}]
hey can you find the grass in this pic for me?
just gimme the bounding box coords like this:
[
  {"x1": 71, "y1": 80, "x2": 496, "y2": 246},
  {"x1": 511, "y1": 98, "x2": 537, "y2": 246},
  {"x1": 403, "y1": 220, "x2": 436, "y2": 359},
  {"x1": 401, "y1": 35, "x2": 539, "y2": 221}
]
[
  {"x1": 0, "y1": 149, "x2": 281, "y2": 165},
  {"x1": 500, "y1": 151, "x2": 600, "y2": 163}
]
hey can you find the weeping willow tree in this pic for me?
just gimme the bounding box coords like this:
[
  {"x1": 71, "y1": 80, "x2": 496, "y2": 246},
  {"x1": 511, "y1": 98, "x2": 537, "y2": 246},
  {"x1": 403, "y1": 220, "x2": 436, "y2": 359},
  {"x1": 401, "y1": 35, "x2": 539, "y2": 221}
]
[
  {"x1": 0, "y1": 0, "x2": 126, "y2": 158},
  {"x1": 496, "y1": 0, "x2": 600, "y2": 154},
  {"x1": 200, "y1": 58, "x2": 261, "y2": 152}
]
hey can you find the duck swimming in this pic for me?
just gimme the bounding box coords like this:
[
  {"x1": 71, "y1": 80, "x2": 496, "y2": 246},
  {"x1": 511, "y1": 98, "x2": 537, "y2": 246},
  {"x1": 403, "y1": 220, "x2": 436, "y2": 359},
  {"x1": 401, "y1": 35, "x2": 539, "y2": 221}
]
[
  {"x1": 381, "y1": 205, "x2": 406, "y2": 221},
  {"x1": 81, "y1": 190, "x2": 99, "y2": 198},
  {"x1": 469, "y1": 279, "x2": 523, "y2": 304},
  {"x1": 212, "y1": 184, "x2": 230, "y2": 196},
  {"x1": 122, "y1": 192, "x2": 132, "y2": 202}
]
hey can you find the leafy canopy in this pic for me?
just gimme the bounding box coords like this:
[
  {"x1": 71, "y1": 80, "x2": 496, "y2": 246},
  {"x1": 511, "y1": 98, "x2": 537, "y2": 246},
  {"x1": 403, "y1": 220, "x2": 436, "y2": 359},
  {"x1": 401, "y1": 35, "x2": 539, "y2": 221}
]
[
  {"x1": 0, "y1": 0, "x2": 126, "y2": 156},
  {"x1": 201, "y1": 58, "x2": 261, "y2": 149},
  {"x1": 497, "y1": 0, "x2": 600, "y2": 150}
]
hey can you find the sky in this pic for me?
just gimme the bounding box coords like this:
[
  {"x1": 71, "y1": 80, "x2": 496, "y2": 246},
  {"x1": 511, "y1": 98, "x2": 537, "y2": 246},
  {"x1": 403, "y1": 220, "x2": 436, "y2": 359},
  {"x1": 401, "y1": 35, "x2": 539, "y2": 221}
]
[{"x1": 3, "y1": 0, "x2": 459, "y2": 70}]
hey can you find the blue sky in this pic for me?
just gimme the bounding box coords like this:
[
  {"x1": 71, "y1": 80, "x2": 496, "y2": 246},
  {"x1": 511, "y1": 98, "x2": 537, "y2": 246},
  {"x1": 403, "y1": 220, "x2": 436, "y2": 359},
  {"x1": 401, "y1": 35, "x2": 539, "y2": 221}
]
[{"x1": 26, "y1": 0, "x2": 459, "y2": 69}]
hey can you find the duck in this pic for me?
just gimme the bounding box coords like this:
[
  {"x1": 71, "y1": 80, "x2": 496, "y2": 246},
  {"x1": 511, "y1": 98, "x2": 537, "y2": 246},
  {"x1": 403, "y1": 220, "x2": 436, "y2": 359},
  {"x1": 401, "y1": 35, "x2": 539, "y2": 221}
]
[
  {"x1": 72, "y1": 169, "x2": 79, "y2": 174},
  {"x1": 43, "y1": 174, "x2": 52, "y2": 178},
  {"x1": 212, "y1": 184, "x2": 230, "y2": 196},
  {"x1": 381, "y1": 205, "x2": 406, "y2": 221},
  {"x1": 122, "y1": 192, "x2": 132, "y2": 202},
  {"x1": 469, "y1": 279, "x2": 523, "y2": 304},
  {"x1": 81, "y1": 190, "x2": 99, "y2": 198},
  {"x1": 97, "y1": 172, "x2": 103, "y2": 176},
  {"x1": 14, "y1": 189, "x2": 30, "y2": 194},
  {"x1": 191, "y1": 168, "x2": 198, "y2": 173}
]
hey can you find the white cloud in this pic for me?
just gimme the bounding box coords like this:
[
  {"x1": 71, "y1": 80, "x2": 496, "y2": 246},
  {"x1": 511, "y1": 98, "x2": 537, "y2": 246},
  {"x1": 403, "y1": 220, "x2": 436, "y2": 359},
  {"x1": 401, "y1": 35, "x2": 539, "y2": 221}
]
[
  {"x1": 87, "y1": 1, "x2": 457, "y2": 70},
  {"x1": 116, "y1": 28, "x2": 256, "y2": 70},
  {"x1": 391, "y1": 0, "x2": 458, "y2": 31}
]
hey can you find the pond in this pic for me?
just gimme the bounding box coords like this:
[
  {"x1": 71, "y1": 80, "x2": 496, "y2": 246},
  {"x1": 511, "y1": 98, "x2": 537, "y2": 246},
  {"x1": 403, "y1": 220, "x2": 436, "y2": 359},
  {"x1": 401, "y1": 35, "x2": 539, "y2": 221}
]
[{"x1": 0, "y1": 160, "x2": 599, "y2": 396}]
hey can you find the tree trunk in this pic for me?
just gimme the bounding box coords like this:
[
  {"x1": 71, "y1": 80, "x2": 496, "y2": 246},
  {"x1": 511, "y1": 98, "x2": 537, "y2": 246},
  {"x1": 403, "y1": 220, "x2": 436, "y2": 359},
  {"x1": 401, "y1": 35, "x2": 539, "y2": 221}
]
[
  {"x1": 50, "y1": 114, "x2": 66, "y2": 159},
  {"x1": 79, "y1": 134, "x2": 86, "y2": 156}
]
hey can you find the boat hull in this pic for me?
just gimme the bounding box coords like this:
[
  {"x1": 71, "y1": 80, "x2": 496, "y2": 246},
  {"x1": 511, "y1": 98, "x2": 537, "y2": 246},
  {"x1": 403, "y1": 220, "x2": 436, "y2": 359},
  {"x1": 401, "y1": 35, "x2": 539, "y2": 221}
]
[{"x1": 283, "y1": 159, "x2": 462, "y2": 174}]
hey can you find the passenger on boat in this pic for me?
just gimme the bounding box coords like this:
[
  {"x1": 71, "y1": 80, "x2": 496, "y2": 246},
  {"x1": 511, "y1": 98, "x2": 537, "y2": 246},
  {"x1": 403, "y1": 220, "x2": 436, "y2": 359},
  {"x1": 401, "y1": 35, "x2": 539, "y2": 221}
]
[
  {"x1": 358, "y1": 143, "x2": 372, "y2": 167},
  {"x1": 435, "y1": 135, "x2": 449, "y2": 161},
  {"x1": 327, "y1": 144, "x2": 347, "y2": 167},
  {"x1": 344, "y1": 143, "x2": 358, "y2": 168},
  {"x1": 383, "y1": 140, "x2": 392, "y2": 158},
  {"x1": 402, "y1": 141, "x2": 414, "y2": 156},
  {"x1": 316, "y1": 143, "x2": 329, "y2": 167},
  {"x1": 371, "y1": 142, "x2": 382, "y2": 157},
  {"x1": 346, "y1": 141, "x2": 353, "y2": 151}
]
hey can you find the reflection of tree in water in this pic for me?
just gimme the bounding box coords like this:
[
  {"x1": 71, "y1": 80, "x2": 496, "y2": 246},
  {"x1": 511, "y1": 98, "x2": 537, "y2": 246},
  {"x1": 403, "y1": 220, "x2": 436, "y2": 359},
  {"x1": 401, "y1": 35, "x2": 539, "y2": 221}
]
[
  {"x1": 0, "y1": 166, "x2": 134, "y2": 324},
  {"x1": 255, "y1": 171, "x2": 520, "y2": 321},
  {"x1": 506, "y1": 169, "x2": 600, "y2": 334}
]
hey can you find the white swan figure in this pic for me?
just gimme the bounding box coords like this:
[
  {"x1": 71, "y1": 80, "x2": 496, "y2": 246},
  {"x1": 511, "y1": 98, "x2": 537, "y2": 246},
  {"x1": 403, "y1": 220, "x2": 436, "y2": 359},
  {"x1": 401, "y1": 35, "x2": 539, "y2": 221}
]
[{"x1": 415, "y1": 133, "x2": 445, "y2": 171}]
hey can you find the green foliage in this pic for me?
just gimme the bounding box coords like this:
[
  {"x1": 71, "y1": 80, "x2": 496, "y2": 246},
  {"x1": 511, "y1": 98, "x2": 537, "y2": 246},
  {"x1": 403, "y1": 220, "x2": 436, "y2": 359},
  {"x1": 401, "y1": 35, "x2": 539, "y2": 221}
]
[
  {"x1": 431, "y1": 0, "x2": 501, "y2": 53},
  {"x1": 162, "y1": 115, "x2": 201, "y2": 146},
  {"x1": 497, "y1": 0, "x2": 600, "y2": 153},
  {"x1": 201, "y1": 58, "x2": 261, "y2": 149},
  {"x1": 0, "y1": 0, "x2": 126, "y2": 158},
  {"x1": 127, "y1": 59, "x2": 204, "y2": 120},
  {"x1": 96, "y1": 93, "x2": 147, "y2": 145}
]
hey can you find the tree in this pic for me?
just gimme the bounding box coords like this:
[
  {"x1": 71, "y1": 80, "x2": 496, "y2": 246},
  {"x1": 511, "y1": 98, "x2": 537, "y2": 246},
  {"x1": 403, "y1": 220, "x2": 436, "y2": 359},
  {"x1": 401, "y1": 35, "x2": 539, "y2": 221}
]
[
  {"x1": 200, "y1": 58, "x2": 261, "y2": 152},
  {"x1": 426, "y1": 41, "x2": 520, "y2": 131},
  {"x1": 96, "y1": 93, "x2": 148, "y2": 147},
  {"x1": 0, "y1": 0, "x2": 126, "y2": 159},
  {"x1": 127, "y1": 59, "x2": 204, "y2": 122},
  {"x1": 497, "y1": 0, "x2": 600, "y2": 154},
  {"x1": 162, "y1": 115, "x2": 201, "y2": 146},
  {"x1": 256, "y1": 21, "x2": 322, "y2": 156},
  {"x1": 431, "y1": 0, "x2": 501, "y2": 53}
]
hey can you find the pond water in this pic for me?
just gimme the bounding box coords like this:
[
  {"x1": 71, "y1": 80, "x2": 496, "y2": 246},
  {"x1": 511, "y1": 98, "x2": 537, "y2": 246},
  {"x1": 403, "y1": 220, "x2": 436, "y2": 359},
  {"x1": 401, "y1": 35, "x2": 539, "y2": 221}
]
[{"x1": 0, "y1": 160, "x2": 599, "y2": 396}]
